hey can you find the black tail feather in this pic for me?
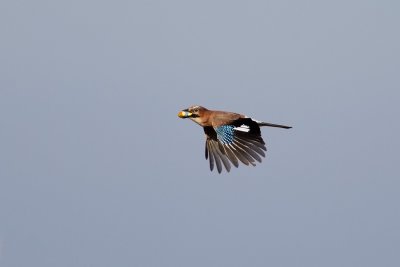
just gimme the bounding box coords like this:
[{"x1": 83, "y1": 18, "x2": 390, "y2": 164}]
[{"x1": 258, "y1": 122, "x2": 292, "y2": 129}]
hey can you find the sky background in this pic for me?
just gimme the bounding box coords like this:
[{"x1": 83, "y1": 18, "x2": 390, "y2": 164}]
[{"x1": 1, "y1": 0, "x2": 399, "y2": 266}]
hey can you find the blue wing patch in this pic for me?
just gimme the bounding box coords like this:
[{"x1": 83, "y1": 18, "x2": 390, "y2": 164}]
[{"x1": 214, "y1": 125, "x2": 235, "y2": 145}]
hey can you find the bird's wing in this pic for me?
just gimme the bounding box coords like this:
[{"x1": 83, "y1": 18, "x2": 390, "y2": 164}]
[{"x1": 204, "y1": 118, "x2": 267, "y2": 173}]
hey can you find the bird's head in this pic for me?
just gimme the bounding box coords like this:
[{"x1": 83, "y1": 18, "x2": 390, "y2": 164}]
[{"x1": 178, "y1": 105, "x2": 208, "y2": 125}]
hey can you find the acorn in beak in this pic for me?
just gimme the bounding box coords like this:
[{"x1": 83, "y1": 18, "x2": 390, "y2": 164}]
[{"x1": 178, "y1": 109, "x2": 192, "y2": 118}]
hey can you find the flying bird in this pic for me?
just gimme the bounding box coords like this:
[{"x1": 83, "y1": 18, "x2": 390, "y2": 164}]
[{"x1": 178, "y1": 105, "x2": 292, "y2": 173}]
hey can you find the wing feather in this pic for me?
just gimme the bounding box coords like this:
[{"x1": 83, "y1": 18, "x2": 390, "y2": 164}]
[
  {"x1": 203, "y1": 118, "x2": 269, "y2": 173},
  {"x1": 209, "y1": 140, "x2": 222, "y2": 173},
  {"x1": 205, "y1": 141, "x2": 214, "y2": 171},
  {"x1": 211, "y1": 140, "x2": 231, "y2": 173}
]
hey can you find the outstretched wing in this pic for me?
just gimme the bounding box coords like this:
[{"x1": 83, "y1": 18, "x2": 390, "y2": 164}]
[{"x1": 204, "y1": 118, "x2": 267, "y2": 173}]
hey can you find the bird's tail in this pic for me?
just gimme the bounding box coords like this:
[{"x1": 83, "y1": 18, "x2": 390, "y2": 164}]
[{"x1": 258, "y1": 121, "x2": 292, "y2": 129}]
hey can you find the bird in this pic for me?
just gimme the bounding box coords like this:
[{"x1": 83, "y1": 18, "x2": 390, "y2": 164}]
[{"x1": 178, "y1": 105, "x2": 292, "y2": 173}]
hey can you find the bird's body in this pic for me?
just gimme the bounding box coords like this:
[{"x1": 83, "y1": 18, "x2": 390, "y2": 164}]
[{"x1": 178, "y1": 105, "x2": 291, "y2": 173}]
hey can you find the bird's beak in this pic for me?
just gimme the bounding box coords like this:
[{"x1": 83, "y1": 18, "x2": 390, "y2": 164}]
[{"x1": 178, "y1": 109, "x2": 193, "y2": 118}]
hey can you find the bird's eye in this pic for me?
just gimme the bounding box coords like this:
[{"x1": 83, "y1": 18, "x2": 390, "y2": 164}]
[{"x1": 194, "y1": 108, "x2": 198, "y2": 113}]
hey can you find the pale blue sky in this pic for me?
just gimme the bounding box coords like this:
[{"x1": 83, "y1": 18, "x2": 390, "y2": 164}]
[{"x1": 1, "y1": 0, "x2": 399, "y2": 266}]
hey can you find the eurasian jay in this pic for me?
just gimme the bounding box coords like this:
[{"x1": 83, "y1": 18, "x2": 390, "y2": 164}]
[{"x1": 178, "y1": 105, "x2": 292, "y2": 173}]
